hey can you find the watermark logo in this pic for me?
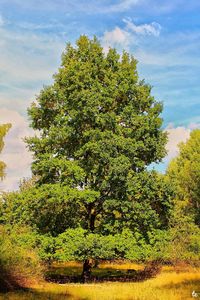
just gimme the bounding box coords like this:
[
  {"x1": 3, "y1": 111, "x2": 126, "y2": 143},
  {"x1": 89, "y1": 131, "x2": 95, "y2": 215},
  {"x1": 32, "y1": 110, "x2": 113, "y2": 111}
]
[{"x1": 192, "y1": 291, "x2": 199, "y2": 298}]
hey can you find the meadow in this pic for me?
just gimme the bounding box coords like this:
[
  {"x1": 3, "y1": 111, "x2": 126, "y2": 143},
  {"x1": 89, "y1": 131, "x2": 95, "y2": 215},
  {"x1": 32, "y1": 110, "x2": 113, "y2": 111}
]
[{"x1": 0, "y1": 262, "x2": 199, "y2": 300}]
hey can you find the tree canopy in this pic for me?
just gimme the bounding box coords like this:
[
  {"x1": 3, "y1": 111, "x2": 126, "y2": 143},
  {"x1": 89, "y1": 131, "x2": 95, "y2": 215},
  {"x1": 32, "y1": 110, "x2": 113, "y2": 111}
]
[{"x1": 25, "y1": 35, "x2": 169, "y2": 238}]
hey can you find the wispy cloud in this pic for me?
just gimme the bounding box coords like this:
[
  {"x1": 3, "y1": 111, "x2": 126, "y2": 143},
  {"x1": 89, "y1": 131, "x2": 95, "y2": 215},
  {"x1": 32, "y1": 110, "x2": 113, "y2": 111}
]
[
  {"x1": 17, "y1": 21, "x2": 63, "y2": 31},
  {"x1": 123, "y1": 18, "x2": 161, "y2": 36},
  {"x1": 0, "y1": 0, "x2": 142, "y2": 14},
  {"x1": 0, "y1": 22, "x2": 65, "y2": 114},
  {"x1": 100, "y1": 0, "x2": 141, "y2": 13},
  {"x1": 0, "y1": 14, "x2": 4, "y2": 26},
  {"x1": 102, "y1": 18, "x2": 161, "y2": 50}
]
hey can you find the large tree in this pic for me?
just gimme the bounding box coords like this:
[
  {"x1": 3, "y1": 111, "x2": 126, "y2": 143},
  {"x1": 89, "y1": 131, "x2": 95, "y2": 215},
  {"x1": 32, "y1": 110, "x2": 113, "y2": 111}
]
[{"x1": 24, "y1": 36, "x2": 171, "y2": 279}]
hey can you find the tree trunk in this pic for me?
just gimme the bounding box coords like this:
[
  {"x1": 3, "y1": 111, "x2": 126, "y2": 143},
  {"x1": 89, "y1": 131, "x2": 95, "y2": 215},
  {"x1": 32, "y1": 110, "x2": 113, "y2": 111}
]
[
  {"x1": 90, "y1": 212, "x2": 96, "y2": 232},
  {"x1": 81, "y1": 259, "x2": 92, "y2": 283}
]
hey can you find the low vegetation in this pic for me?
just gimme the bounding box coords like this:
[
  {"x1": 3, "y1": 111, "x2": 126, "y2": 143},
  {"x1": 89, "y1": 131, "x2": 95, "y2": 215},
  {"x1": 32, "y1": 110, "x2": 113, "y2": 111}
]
[{"x1": 0, "y1": 226, "x2": 42, "y2": 292}]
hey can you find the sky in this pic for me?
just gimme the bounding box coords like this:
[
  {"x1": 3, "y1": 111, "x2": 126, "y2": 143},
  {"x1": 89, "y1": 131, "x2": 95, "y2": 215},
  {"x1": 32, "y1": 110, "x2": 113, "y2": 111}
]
[{"x1": 0, "y1": 0, "x2": 200, "y2": 191}]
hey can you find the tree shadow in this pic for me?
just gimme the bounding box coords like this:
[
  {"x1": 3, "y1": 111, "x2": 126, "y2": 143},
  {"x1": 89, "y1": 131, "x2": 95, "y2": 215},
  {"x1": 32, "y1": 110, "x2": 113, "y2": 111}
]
[
  {"x1": 0, "y1": 264, "x2": 22, "y2": 293},
  {"x1": 46, "y1": 261, "x2": 162, "y2": 283}
]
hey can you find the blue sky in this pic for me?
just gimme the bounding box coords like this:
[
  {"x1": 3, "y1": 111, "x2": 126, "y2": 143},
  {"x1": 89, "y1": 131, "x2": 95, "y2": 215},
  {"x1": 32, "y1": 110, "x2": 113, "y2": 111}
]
[{"x1": 0, "y1": 0, "x2": 200, "y2": 190}]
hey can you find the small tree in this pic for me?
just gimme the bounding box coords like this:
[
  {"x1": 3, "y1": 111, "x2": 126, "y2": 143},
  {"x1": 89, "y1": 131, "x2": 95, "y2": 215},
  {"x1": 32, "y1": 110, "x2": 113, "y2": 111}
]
[
  {"x1": 167, "y1": 129, "x2": 200, "y2": 226},
  {"x1": 23, "y1": 36, "x2": 170, "y2": 279},
  {"x1": 0, "y1": 123, "x2": 11, "y2": 180}
]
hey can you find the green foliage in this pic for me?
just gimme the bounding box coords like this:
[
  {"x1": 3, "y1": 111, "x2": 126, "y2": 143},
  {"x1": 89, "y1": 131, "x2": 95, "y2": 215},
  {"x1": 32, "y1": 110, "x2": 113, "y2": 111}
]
[
  {"x1": 37, "y1": 234, "x2": 56, "y2": 262},
  {"x1": 165, "y1": 200, "x2": 200, "y2": 262},
  {"x1": 2, "y1": 171, "x2": 173, "y2": 240},
  {"x1": 113, "y1": 229, "x2": 150, "y2": 261},
  {"x1": 55, "y1": 228, "x2": 86, "y2": 261},
  {"x1": 167, "y1": 129, "x2": 200, "y2": 226},
  {"x1": 55, "y1": 228, "x2": 116, "y2": 262},
  {"x1": 0, "y1": 123, "x2": 11, "y2": 180},
  {"x1": 165, "y1": 130, "x2": 200, "y2": 261},
  {"x1": 1, "y1": 184, "x2": 100, "y2": 235},
  {"x1": 101, "y1": 171, "x2": 174, "y2": 237},
  {"x1": 54, "y1": 228, "x2": 169, "y2": 263},
  {"x1": 167, "y1": 222, "x2": 200, "y2": 262}
]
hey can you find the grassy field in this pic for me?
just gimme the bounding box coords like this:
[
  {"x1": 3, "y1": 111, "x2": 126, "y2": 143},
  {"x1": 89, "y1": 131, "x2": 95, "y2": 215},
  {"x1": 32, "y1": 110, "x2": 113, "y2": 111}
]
[{"x1": 0, "y1": 262, "x2": 199, "y2": 300}]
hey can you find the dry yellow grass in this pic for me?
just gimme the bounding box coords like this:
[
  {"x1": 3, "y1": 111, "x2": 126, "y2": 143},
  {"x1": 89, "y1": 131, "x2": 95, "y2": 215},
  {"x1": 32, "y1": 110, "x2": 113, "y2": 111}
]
[
  {"x1": 63, "y1": 269, "x2": 200, "y2": 300},
  {"x1": 0, "y1": 264, "x2": 199, "y2": 300}
]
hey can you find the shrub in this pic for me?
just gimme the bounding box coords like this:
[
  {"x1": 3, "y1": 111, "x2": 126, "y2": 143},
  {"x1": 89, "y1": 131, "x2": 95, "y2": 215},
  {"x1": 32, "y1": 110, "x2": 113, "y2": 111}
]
[{"x1": 0, "y1": 225, "x2": 42, "y2": 291}]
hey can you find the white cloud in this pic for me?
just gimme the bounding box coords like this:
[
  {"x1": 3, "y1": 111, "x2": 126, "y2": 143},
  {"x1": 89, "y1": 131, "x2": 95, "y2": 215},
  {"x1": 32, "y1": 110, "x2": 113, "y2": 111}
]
[
  {"x1": 154, "y1": 123, "x2": 200, "y2": 172},
  {"x1": 102, "y1": 27, "x2": 131, "y2": 52},
  {"x1": 101, "y1": 18, "x2": 161, "y2": 51},
  {"x1": 188, "y1": 122, "x2": 200, "y2": 130},
  {"x1": 0, "y1": 109, "x2": 34, "y2": 191},
  {"x1": 165, "y1": 124, "x2": 191, "y2": 161},
  {"x1": 123, "y1": 18, "x2": 161, "y2": 37}
]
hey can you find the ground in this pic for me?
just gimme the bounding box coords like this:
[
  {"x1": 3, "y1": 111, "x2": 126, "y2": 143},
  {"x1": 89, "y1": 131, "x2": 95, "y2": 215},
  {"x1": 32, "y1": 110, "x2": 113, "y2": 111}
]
[{"x1": 0, "y1": 262, "x2": 199, "y2": 300}]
